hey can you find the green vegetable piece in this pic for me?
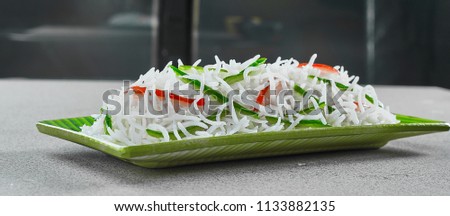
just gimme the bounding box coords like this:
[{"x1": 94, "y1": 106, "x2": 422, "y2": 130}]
[
  {"x1": 223, "y1": 58, "x2": 267, "y2": 85},
  {"x1": 294, "y1": 84, "x2": 306, "y2": 96},
  {"x1": 296, "y1": 119, "x2": 329, "y2": 128},
  {"x1": 104, "y1": 114, "x2": 112, "y2": 135},
  {"x1": 179, "y1": 65, "x2": 228, "y2": 73},
  {"x1": 178, "y1": 65, "x2": 204, "y2": 71},
  {"x1": 365, "y1": 94, "x2": 374, "y2": 104},
  {"x1": 299, "y1": 102, "x2": 325, "y2": 115}
]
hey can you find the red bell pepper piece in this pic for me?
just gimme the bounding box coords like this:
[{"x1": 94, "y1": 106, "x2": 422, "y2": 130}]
[
  {"x1": 131, "y1": 86, "x2": 204, "y2": 106},
  {"x1": 298, "y1": 63, "x2": 339, "y2": 74}
]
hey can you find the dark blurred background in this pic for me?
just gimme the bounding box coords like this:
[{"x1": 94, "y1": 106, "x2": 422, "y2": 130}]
[{"x1": 0, "y1": 0, "x2": 449, "y2": 88}]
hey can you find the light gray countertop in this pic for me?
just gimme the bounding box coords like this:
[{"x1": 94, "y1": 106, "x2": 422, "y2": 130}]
[{"x1": 0, "y1": 79, "x2": 449, "y2": 195}]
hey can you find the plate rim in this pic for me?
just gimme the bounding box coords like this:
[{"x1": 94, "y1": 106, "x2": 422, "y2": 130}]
[{"x1": 36, "y1": 115, "x2": 450, "y2": 158}]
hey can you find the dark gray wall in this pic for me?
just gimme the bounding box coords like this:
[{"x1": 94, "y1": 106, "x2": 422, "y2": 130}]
[
  {"x1": 0, "y1": 0, "x2": 448, "y2": 88},
  {"x1": 0, "y1": 0, "x2": 152, "y2": 80}
]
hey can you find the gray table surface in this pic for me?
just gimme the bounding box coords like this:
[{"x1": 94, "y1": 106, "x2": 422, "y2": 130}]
[{"x1": 0, "y1": 79, "x2": 449, "y2": 195}]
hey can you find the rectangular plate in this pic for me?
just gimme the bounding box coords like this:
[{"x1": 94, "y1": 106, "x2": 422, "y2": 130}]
[{"x1": 36, "y1": 114, "x2": 449, "y2": 168}]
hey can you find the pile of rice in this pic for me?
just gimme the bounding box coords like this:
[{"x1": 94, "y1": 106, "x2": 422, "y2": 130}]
[{"x1": 81, "y1": 54, "x2": 398, "y2": 145}]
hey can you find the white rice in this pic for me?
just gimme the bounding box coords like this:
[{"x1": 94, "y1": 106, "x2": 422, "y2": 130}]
[{"x1": 81, "y1": 54, "x2": 399, "y2": 145}]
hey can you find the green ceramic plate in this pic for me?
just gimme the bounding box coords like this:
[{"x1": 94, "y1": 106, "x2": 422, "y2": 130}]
[{"x1": 36, "y1": 114, "x2": 449, "y2": 168}]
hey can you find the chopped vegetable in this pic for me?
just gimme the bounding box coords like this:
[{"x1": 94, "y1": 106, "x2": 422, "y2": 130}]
[
  {"x1": 298, "y1": 63, "x2": 339, "y2": 74},
  {"x1": 104, "y1": 113, "x2": 112, "y2": 135},
  {"x1": 131, "y1": 86, "x2": 205, "y2": 107},
  {"x1": 80, "y1": 54, "x2": 398, "y2": 146},
  {"x1": 223, "y1": 58, "x2": 267, "y2": 85}
]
